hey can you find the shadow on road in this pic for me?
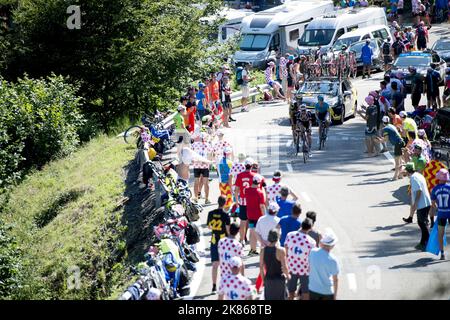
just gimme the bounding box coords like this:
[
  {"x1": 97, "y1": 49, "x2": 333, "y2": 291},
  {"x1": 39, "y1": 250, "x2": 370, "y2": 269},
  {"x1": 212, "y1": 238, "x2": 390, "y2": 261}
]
[
  {"x1": 370, "y1": 185, "x2": 409, "y2": 208},
  {"x1": 347, "y1": 177, "x2": 392, "y2": 186},
  {"x1": 390, "y1": 257, "x2": 450, "y2": 269}
]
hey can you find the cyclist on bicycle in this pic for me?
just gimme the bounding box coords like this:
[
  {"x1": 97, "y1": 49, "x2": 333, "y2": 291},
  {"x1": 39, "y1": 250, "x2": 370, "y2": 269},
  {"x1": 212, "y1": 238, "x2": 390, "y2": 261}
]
[
  {"x1": 294, "y1": 104, "x2": 313, "y2": 149},
  {"x1": 314, "y1": 95, "x2": 330, "y2": 143}
]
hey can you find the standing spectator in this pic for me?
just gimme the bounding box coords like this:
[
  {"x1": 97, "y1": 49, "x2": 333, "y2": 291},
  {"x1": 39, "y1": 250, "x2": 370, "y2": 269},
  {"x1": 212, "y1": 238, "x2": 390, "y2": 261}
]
[
  {"x1": 306, "y1": 211, "x2": 322, "y2": 247},
  {"x1": 245, "y1": 174, "x2": 267, "y2": 256},
  {"x1": 430, "y1": 169, "x2": 450, "y2": 260},
  {"x1": 265, "y1": 61, "x2": 285, "y2": 100},
  {"x1": 411, "y1": 144, "x2": 428, "y2": 174},
  {"x1": 357, "y1": 95, "x2": 379, "y2": 157},
  {"x1": 276, "y1": 186, "x2": 298, "y2": 218},
  {"x1": 259, "y1": 229, "x2": 290, "y2": 300},
  {"x1": 218, "y1": 147, "x2": 234, "y2": 210},
  {"x1": 218, "y1": 222, "x2": 244, "y2": 278},
  {"x1": 192, "y1": 133, "x2": 213, "y2": 204},
  {"x1": 397, "y1": 0, "x2": 404, "y2": 24},
  {"x1": 186, "y1": 95, "x2": 197, "y2": 134},
  {"x1": 402, "y1": 163, "x2": 432, "y2": 251},
  {"x1": 230, "y1": 153, "x2": 246, "y2": 180},
  {"x1": 221, "y1": 75, "x2": 232, "y2": 128},
  {"x1": 213, "y1": 130, "x2": 233, "y2": 165},
  {"x1": 279, "y1": 53, "x2": 288, "y2": 101},
  {"x1": 410, "y1": 66, "x2": 424, "y2": 109},
  {"x1": 388, "y1": 107, "x2": 403, "y2": 131},
  {"x1": 196, "y1": 83, "x2": 208, "y2": 121},
  {"x1": 277, "y1": 202, "x2": 303, "y2": 246},
  {"x1": 380, "y1": 80, "x2": 391, "y2": 100},
  {"x1": 415, "y1": 21, "x2": 429, "y2": 50},
  {"x1": 218, "y1": 256, "x2": 253, "y2": 300},
  {"x1": 234, "y1": 158, "x2": 256, "y2": 246},
  {"x1": 425, "y1": 65, "x2": 442, "y2": 110},
  {"x1": 286, "y1": 55, "x2": 296, "y2": 105},
  {"x1": 390, "y1": 81, "x2": 405, "y2": 113},
  {"x1": 422, "y1": 0, "x2": 432, "y2": 28},
  {"x1": 392, "y1": 36, "x2": 405, "y2": 60},
  {"x1": 285, "y1": 218, "x2": 316, "y2": 300},
  {"x1": 361, "y1": 39, "x2": 373, "y2": 79},
  {"x1": 207, "y1": 196, "x2": 231, "y2": 293},
  {"x1": 377, "y1": 116, "x2": 405, "y2": 180},
  {"x1": 412, "y1": 0, "x2": 421, "y2": 26},
  {"x1": 208, "y1": 72, "x2": 221, "y2": 112},
  {"x1": 382, "y1": 38, "x2": 392, "y2": 71},
  {"x1": 173, "y1": 104, "x2": 189, "y2": 155},
  {"x1": 308, "y1": 232, "x2": 340, "y2": 300},
  {"x1": 266, "y1": 170, "x2": 298, "y2": 204},
  {"x1": 389, "y1": 0, "x2": 399, "y2": 21},
  {"x1": 203, "y1": 78, "x2": 211, "y2": 111},
  {"x1": 240, "y1": 63, "x2": 254, "y2": 112}
]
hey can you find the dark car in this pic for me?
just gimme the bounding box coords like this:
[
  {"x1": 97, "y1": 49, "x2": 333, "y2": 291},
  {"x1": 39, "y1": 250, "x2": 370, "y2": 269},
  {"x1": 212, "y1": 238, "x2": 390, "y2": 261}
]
[
  {"x1": 348, "y1": 39, "x2": 383, "y2": 71},
  {"x1": 431, "y1": 38, "x2": 450, "y2": 64},
  {"x1": 387, "y1": 50, "x2": 447, "y2": 93},
  {"x1": 292, "y1": 77, "x2": 358, "y2": 125},
  {"x1": 431, "y1": 107, "x2": 450, "y2": 168}
]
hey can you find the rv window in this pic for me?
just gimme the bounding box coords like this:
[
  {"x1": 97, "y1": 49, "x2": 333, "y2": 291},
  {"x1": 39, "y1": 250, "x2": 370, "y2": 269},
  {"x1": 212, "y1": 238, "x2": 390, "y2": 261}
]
[
  {"x1": 378, "y1": 28, "x2": 389, "y2": 40},
  {"x1": 298, "y1": 29, "x2": 335, "y2": 46},
  {"x1": 334, "y1": 28, "x2": 345, "y2": 43},
  {"x1": 240, "y1": 34, "x2": 271, "y2": 51},
  {"x1": 347, "y1": 26, "x2": 358, "y2": 32},
  {"x1": 289, "y1": 29, "x2": 300, "y2": 42},
  {"x1": 270, "y1": 33, "x2": 280, "y2": 50}
]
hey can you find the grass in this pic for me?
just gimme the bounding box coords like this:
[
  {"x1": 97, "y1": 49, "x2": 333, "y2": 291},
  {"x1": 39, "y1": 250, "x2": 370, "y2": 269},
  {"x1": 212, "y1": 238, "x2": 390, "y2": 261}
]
[{"x1": 2, "y1": 134, "x2": 137, "y2": 299}]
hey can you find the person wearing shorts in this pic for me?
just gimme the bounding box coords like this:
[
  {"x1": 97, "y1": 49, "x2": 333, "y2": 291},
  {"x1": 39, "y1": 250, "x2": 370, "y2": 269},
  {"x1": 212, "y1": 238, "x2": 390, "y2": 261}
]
[
  {"x1": 284, "y1": 219, "x2": 316, "y2": 300},
  {"x1": 221, "y1": 75, "x2": 232, "y2": 127},
  {"x1": 245, "y1": 174, "x2": 266, "y2": 256},
  {"x1": 240, "y1": 63, "x2": 253, "y2": 112},
  {"x1": 430, "y1": 169, "x2": 450, "y2": 260},
  {"x1": 191, "y1": 133, "x2": 213, "y2": 203}
]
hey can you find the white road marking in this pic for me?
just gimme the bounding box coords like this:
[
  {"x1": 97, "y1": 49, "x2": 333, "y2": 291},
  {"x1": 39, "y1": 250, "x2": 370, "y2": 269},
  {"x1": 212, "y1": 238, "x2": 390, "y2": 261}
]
[
  {"x1": 383, "y1": 151, "x2": 395, "y2": 164},
  {"x1": 286, "y1": 163, "x2": 293, "y2": 172},
  {"x1": 300, "y1": 192, "x2": 312, "y2": 202},
  {"x1": 286, "y1": 139, "x2": 293, "y2": 148},
  {"x1": 183, "y1": 221, "x2": 207, "y2": 300},
  {"x1": 342, "y1": 137, "x2": 349, "y2": 141},
  {"x1": 347, "y1": 273, "x2": 358, "y2": 292}
]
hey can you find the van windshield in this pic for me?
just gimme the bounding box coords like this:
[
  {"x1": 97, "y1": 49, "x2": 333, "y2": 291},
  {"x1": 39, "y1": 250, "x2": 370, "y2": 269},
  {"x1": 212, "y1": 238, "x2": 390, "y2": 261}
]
[
  {"x1": 298, "y1": 29, "x2": 335, "y2": 46},
  {"x1": 333, "y1": 36, "x2": 360, "y2": 50},
  {"x1": 240, "y1": 34, "x2": 271, "y2": 51}
]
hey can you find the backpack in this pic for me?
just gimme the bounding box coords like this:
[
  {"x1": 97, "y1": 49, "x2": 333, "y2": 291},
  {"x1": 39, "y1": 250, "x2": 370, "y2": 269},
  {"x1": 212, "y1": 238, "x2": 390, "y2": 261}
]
[
  {"x1": 392, "y1": 41, "x2": 403, "y2": 55},
  {"x1": 236, "y1": 67, "x2": 244, "y2": 85},
  {"x1": 185, "y1": 222, "x2": 201, "y2": 245},
  {"x1": 382, "y1": 42, "x2": 391, "y2": 55}
]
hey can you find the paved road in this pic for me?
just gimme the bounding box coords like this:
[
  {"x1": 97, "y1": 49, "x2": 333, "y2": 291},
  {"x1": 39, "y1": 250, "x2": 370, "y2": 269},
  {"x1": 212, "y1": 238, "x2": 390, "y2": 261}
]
[{"x1": 186, "y1": 26, "x2": 450, "y2": 300}]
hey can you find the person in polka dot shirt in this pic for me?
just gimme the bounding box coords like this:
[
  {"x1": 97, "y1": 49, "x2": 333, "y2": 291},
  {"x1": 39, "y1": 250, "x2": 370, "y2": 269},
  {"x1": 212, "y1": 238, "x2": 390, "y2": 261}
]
[
  {"x1": 218, "y1": 222, "x2": 244, "y2": 278},
  {"x1": 213, "y1": 130, "x2": 233, "y2": 164},
  {"x1": 191, "y1": 132, "x2": 213, "y2": 203},
  {"x1": 218, "y1": 256, "x2": 254, "y2": 300},
  {"x1": 265, "y1": 170, "x2": 298, "y2": 205},
  {"x1": 284, "y1": 218, "x2": 316, "y2": 300}
]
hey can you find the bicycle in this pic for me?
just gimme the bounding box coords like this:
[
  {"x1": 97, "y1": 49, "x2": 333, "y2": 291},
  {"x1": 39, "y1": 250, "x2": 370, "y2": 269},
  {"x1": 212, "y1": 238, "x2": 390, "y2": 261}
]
[
  {"x1": 300, "y1": 126, "x2": 311, "y2": 163},
  {"x1": 318, "y1": 119, "x2": 328, "y2": 150}
]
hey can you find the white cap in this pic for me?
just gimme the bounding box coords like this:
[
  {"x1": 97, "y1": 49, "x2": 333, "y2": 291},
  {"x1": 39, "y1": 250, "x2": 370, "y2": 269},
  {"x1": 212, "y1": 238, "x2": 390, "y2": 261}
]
[
  {"x1": 146, "y1": 287, "x2": 161, "y2": 300},
  {"x1": 177, "y1": 104, "x2": 186, "y2": 111},
  {"x1": 244, "y1": 157, "x2": 255, "y2": 166},
  {"x1": 229, "y1": 256, "x2": 243, "y2": 268},
  {"x1": 253, "y1": 174, "x2": 263, "y2": 184},
  {"x1": 268, "y1": 202, "x2": 280, "y2": 212},
  {"x1": 320, "y1": 229, "x2": 338, "y2": 247},
  {"x1": 399, "y1": 111, "x2": 407, "y2": 118},
  {"x1": 223, "y1": 146, "x2": 232, "y2": 154},
  {"x1": 382, "y1": 116, "x2": 390, "y2": 123}
]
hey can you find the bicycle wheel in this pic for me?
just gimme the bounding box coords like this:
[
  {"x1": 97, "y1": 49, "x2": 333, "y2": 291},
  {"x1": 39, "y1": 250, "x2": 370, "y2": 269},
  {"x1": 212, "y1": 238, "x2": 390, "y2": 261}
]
[
  {"x1": 295, "y1": 132, "x2": 301, "y2": 156},
  {"x1": 302, "y1": 140, "x2": 307, "y2": 163},
  {"x1": 124, "y1": 125, "x2": 142, "y2": 145}
]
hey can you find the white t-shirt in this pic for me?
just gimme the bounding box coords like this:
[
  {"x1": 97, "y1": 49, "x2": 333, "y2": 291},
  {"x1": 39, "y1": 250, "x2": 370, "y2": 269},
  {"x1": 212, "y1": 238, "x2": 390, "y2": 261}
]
[
  {"x1": 256, "y1": 214, "x2": 280, "y2": 242},
  {"x1": 218, "y1": 273, "x2": 253, "y2": 300},
  {"x1": 410, "y1": 172, "x2": 432, "y2": 210},
  {"x1": 241, "y1": 69, "x2": 249, "y2": 86},
  {"x1": 284, "y1": 231, "x2": 316, "y2": 276}
]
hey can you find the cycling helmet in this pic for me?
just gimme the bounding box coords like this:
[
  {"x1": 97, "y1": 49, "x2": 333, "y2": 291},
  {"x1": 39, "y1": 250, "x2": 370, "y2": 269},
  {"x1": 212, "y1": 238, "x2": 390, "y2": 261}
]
[
  {"x1": 436, "y1": 168, "x2": 449, "y2": 182},
  {"x1": 341, "y1": 44, "x2": 348, "y2": 51},
  {"x1": 317, "y1": 95, "x2": 324, "y2": 102},
  {"x1": 300, "y1": 104, "x2": 307, "y2": 110},
  {"x1": 382, "y1": 116, "x2": 390, "y2": 123}
]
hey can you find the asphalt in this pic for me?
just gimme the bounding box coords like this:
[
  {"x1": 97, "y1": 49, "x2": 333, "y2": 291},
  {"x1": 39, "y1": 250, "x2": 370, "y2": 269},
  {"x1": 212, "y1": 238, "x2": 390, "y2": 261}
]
[{"x1": 187, "y1": 26, "x2": 450, "y2": 300}]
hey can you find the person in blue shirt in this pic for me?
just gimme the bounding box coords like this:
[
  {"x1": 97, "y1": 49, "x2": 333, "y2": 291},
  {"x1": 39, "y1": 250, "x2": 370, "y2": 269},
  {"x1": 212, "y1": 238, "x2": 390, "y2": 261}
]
[
  {"x1": 196, "y1": 83, "x2": 207, "y2": 121},
  {"x1": 314, "y1": 95, "x2": 330, "y2": 143},
  {"x1": 430, "y1": 169, "x2": 450, "y2": 260},
  {"x1": 277, "y1": 202, "x2": 302, "y2": 246},
  {"x1": 275, "y1": 186, "x2": 296, "y2": 218},
  {"x1": 361, "y1": 39, "x2": 373, "y2": 79}
]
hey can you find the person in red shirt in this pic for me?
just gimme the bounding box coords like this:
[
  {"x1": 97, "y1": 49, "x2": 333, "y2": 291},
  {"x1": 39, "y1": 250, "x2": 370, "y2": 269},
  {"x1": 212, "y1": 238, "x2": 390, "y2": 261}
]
[
  {"x1": 208, "y1": 72, "x2": 221, "y2": 111},
  {"x1": 245, "y1": 174, "x2": 267, "y2": 256},
  {"x1": 186, "y1": 95, "x2": 197, "y2": 133},
  {"x1": 234, "y1": 158, "x2": 256, "y2": 246}
]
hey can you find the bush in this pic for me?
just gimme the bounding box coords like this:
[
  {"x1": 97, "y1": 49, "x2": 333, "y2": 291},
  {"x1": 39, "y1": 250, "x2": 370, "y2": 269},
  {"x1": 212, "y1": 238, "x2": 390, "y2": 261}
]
[
  {"x1": 0, "y1": 222, "x2": 22, "y2": 299},
  {"x1": 0, "y1": 74, "x2": 85, "y2": 191}
]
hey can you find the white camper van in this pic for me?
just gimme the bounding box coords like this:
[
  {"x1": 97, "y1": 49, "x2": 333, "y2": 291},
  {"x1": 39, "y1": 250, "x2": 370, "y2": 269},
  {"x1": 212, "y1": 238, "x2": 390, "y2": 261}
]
[
  {"x1": 233, "y1": 0, "x2": 334, "y2": 68},
  {"x1": 297, "y1": 7, "x2": 387, "y2": 55},
  {"x1": 201, "y1": 8, "x2": 254, "y2": 44}
]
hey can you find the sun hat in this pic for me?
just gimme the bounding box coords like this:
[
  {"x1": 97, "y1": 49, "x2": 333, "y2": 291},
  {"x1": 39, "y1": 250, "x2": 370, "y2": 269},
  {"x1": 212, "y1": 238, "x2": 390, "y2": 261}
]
[
  {"x1": 436, "y1": 168, "x2": 449, "y2": 182},
  {"x1": 238, "y1": 153, "x2": 246, "y2": 161},
  {"x1": 223, "y1": 146, "x2": 232, "y2": 154},
  {"x1": 229, "y1": 256, "x2": 242, "y2": 269},
  {"x1": 244, "y1": 157, "x2": 255, "y2": 166},
  {"x1": 268, "y1": 202, "x2": 280, "y2": 212},
  {"x1": 253, "y1": 174, "x2": 263, "y2": 184},
  {"x1": 320, "y1": 231, "x2": 338, "y2": 246}
]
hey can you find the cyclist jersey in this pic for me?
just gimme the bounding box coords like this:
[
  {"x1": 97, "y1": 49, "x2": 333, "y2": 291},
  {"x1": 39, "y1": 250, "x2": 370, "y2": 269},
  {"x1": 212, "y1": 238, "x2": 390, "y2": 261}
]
[
  {"x1": 430, "y1": 183, "x2": 450, "y2": 218},
  {"x1": 230, "y1": 162, "x2": 245, "y2": 177},
  {"x1": 284, "y1": 231, "x2": 316, "y2": 276},
  {"x1": 234, "y1": 171, "x2": 255, "y2": 206},
  {"x1": 315, "y1": 102, "x2": 329, "y2": 114},
  {"x1": 295, "y1": 110, "x2": 313, "y2": 125},
  {"x1": 207, "y1": 208, "x2": 230, "y2": 245},
  {"x1": 402, "y1": 118, "x2": 418, "y2": 139},
  {"x1": 218, "y1": 237, "x2": 244, "y2": 276},
  {"x1": 266, "y1": 183, "x2": 282, "y2": 203}
]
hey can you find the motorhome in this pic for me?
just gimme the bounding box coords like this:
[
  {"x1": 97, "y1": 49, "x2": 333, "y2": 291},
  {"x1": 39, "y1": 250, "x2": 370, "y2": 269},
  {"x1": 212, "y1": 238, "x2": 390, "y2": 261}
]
[
  {"x1": 201, "y1": 7, "x2": 254, "y2": 44},
  {"x1": 233, "y1": 0, "x2": 334, "y2": 69},
  {"x1": 297, "y1": 7, "x2": 387, "y2": 55}
]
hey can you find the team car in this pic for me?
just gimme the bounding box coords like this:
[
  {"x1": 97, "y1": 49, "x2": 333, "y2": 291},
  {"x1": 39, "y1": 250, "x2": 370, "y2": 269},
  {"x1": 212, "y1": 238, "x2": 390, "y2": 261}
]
[
  {"x1": 387, "y1": 50, "x2": 447, "y2": 92},
  {"x1": 431, "y1": 37, "x2": 450, "y2": 64},
  {"x1": 292, "y1": 77, "x2": 358, "y2": 125}
]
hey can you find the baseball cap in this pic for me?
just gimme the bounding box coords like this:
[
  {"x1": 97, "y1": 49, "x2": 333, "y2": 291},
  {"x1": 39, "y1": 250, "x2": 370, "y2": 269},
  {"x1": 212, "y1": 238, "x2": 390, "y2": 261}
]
[
  {"x1": 268, "y1": 202, "x2": 280, "y2": 212},
  {"x1": 253, "y1": 174, "x2": 263, "y2": 184},
  {"x1": 244, "y1": 157, "x2": 255, "y2": 166},
  {"x1": 273, "y1": 170, "x2": 282, "y2": 179},
  {"x1": 238, "y1": 153, "x2": 246, "y2": 161},
  {"x1": 405, "y1": 162, "x2": 415, "y2": 172},
  {"x1": 399, "y1": 111, "x2": 407, "y2": 118},
  {"x1": 177, "y1": 104, "x2": 186, "y2": 111},
  {"x1": 229, "y1": 256, "x2": 242, "y2": 269},
  {"x1": 382, "y1": 116, "x2": 390, "y2": 123},
  {"x1": 198, "y1": 82, "x2": 205, "y2": 88}
]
